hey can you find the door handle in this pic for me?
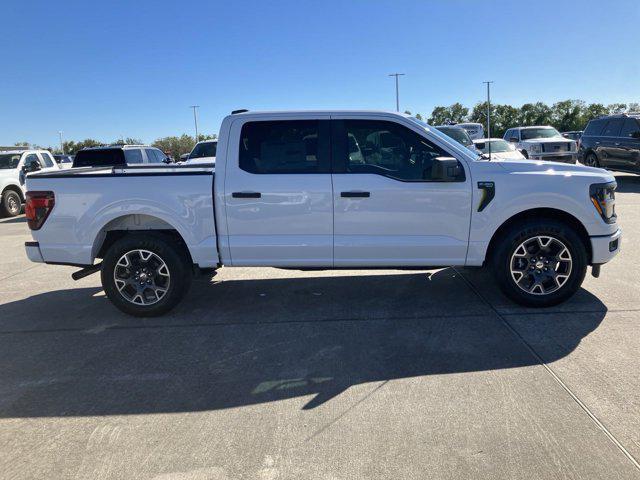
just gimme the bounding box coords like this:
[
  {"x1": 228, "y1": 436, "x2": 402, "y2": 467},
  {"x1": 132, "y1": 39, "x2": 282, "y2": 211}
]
[
  {"x1": 341, "y1": 191, "x2": 370, "y2": 198},
  {"x1": 615, "y1": 143, "x2": 621, "y2": 146},
  {"x1": 232, "y1": 191, "x2": 261, "y2": 198}
]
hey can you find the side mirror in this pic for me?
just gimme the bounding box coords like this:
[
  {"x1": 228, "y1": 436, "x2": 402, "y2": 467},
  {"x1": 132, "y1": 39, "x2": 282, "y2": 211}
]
[
  {"x1": 22, "y1": 162, "x2": 41, "y2": 174},
  {"x1": 162, "y1": 158, "x2": 171, "y2": 164},
  {"x1": 509, "y1": 137, "x2": 519, "y2": 143},
  {"x1": 430, "y1": 156, "x2": 461, "y2": 182}
]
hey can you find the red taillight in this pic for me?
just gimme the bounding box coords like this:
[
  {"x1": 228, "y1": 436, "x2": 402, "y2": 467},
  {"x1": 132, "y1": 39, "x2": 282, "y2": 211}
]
[{"x1": 25, "y1": 191, "x2": 55, "y2": 230}]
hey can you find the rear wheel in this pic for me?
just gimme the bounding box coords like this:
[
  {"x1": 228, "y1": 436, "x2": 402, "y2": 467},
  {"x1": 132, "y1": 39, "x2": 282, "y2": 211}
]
[
  {"x1": 492, "y1": 219, "x2": 587, "y2": 307},
  {"x1": 101, "y1": 233, "x2": 192, "y2": 317},
  {"x1": 1, "y1": 190, "x2": 22, "y2": 217}
]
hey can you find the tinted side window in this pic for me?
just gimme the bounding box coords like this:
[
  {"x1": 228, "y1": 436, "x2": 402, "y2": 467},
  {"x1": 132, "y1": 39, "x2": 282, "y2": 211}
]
[
  {"x1": 145, "y1": 149, "x2": 162, "y2": 163},
  {"x1": 584, "y1": 119, "x2": 606, "y2": 136},
  {"x1": 239, "y1": 121, "x2": 329, "y2": 174},
  {"x1": 39, "y1": 152, "x2": 55, "y2": 167},
  {"x1": 124, "y1": 149, "x2": 144, "y2": 164},
  {"x1": 620, "y1": 119, "x2": 640, "y2": 138},
  {"x1": 602, "y1": 119, "x2": 624, "y2": 137},
  {"x1": 190, "y1": 142, "x2": 217, "y2": 159},
  {"x1": 24, "y1": 154, "x2": 41, "y2": 168},
  {"x1": 340, "y1": 120, "x2": 453, "y2": 181}
]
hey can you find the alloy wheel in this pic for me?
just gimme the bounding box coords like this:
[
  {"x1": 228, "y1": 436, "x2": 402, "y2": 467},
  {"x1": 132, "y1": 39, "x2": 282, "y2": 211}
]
[
  {"x1": 113, "y1": 249, "x2": 170, "y2": 305},
  {"x1": 510, "y1": 236, "x2": 572, "y2": 295}
]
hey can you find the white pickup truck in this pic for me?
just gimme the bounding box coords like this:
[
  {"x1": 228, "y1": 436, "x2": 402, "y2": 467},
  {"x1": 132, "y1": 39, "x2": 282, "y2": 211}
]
[{"x1": 24, "y1": 111, "x2": 621, "y2": 316}]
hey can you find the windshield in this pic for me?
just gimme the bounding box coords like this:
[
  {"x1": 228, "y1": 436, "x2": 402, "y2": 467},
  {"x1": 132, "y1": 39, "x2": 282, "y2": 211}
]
[
  {"x1": 190, "y1": 141, "x2": 217, "y2": 159},
  {"x1": 435, "y1": 127, "x2": 473, "y2": 147},
  {"x1": 521, "y1": 128, "x2": 561, "y2": 140},
  {"x1": 474, "y1": 139, "x2": 515, "y2": 154},
  {"x1": 0, "y1": 154, "x2": 21, "y2": 169}
]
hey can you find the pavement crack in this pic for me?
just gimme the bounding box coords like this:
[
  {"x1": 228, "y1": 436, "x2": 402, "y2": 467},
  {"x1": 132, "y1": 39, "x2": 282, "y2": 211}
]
[{"x1": 452, "y1": 267, "x2": 640, "y2": 473}]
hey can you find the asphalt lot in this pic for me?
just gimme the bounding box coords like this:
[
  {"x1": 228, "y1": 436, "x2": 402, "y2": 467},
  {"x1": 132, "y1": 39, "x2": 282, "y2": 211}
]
[{"x1": 0, "y1": 174, "x2": 639, "y2": 480}]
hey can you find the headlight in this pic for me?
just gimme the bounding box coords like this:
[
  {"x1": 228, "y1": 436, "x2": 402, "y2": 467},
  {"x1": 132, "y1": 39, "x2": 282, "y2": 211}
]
[
  {"x1": 590, "y1": 182, "x2": 616, "y2": 223},
  {"x1": 529, "y1": 144, "x2": 542, "y2": 153}
]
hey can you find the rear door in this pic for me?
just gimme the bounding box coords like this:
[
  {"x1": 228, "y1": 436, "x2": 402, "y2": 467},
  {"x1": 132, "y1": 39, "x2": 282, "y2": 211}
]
[
  {"x1": 599, "y1": 118, "x2": 626, "y2": 168},
  {"x1": 619, "y1": 118, "x2": 640, "y2": 172},
  {"x1": 223, "y1": 116, "x2": 333, "y2": 266},
  {"x1": 37, "y1": 151, "x2": 60, "y2": 172},
  {"x1": 330, "y1": 115, "x2": 472, "y2": 266}
]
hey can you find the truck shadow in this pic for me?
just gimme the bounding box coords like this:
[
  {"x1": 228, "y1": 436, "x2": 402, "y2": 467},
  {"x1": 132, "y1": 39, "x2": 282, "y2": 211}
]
[
  {"x1": 0, "y1": 269, "x2": 607, "y2": 418},
  {"x1": 614, "y1": 173, "x2": 640, "y2": 194}
]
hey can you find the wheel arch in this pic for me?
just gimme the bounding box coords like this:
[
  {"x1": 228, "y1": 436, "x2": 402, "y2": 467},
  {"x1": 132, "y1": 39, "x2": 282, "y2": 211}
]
[
  {"x1": 1, "y1": 183, "x2": 25, "y2": 202},
  {"x1": 92, "y1": 214, "x2": 193, "y2": 264},
  {"x1": 485, "y1": 207, "x2": 592, "y2": 265}
]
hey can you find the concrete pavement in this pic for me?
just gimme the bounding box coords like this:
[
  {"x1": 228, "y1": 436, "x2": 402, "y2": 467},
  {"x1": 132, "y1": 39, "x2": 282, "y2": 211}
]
[{"x1": 0, "y1": 174, "x2": 639, "y2": 479}]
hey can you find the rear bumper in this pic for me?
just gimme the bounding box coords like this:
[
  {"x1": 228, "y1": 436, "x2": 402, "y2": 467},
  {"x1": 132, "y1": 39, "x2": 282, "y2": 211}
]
[
  {"x1": 590, "y1": 228, "x2": 622, "y2": 265},
  {"x1": 25, "y1": 241, "x2": 45, "y2": 263}
]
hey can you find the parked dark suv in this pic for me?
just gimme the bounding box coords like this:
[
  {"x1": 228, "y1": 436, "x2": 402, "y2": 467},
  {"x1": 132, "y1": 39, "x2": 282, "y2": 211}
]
[{"x1": 579, "y1": 113, "x2": 640, "y2": 173}]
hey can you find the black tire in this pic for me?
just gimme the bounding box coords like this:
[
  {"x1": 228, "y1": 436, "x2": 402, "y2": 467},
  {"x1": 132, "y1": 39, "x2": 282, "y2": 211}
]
[
  {"x1": 491, "y1": 219, "x2": 587, "y2": 308},
  {"x1": 1, "y1": 190, "x2": 22, "y2": 217},
  {"x1": 584, "y1": 152, "x2": 600, "y2": 168},
  {"x1": 101, "y1": 233, "x2": 193, "y2": 317}
]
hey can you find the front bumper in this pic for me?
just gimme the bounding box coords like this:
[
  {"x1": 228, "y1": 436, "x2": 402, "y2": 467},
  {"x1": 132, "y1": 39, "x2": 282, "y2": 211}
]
[
  {"x1": 25, "y1": 241, "x2": 45, "y2": 263},
  {"x1": 590, "y1": 228, "x2": 622, "y2": 265},
  {"x1": 529, "y1": 152, "x2": 577, "y2": 163}
]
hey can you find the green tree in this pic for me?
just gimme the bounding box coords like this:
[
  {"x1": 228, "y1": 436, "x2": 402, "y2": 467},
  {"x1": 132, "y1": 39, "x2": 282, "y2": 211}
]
[
  {"x1": 62, "y1": 139, "x2": 102, "y2": 155},
  {"x1": 112, "y1": 137, "x2": 143, "y2": 145},
  {"x1": 551, "y1": 100, "x2": 585, "y2": 132},
  {"x1": 607, "y1": 103, "x2": 627, "y2": 114},
  {"x1": 428, "y1": 103, "x2": 469, "y2": 125},
  {"x1": 518, "y1": 102, "x2": 553, "y2": 126}
]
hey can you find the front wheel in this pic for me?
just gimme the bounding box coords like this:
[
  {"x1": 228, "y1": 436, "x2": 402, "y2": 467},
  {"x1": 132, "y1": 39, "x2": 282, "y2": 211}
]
[
  {"x1": 101, "y1": 233, "x2": 193, "y2": 317},
  {"x1": 492, "y1": 220, "x2": 587, "y2": 307}
]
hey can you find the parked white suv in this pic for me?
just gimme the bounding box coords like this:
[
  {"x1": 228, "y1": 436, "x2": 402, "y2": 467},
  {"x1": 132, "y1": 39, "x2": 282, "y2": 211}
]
[
  {"x1": 24, "y1": 110, "x2": 620, "y2": 316},
  {"x1": 0, "y1": 150, "x2": 59, "y2": 217},
  {"x1": 504, "y1": 126, "x2": 577, "y2": 163}
]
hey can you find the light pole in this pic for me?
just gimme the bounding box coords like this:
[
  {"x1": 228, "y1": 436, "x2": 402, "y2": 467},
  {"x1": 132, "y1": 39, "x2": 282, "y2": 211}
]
[
  {"x1": 58, "y1": 131, "x2": 64, "y2": 154},
  {"x1": 388, "y1": 73, "x2": 405, "y2": 112},
  {"x1": 189, "y1": 105, "x2": 200, "y2": 142},
  {"x1": 483, "y1": 81, "x2": 494, "y2": 159}
]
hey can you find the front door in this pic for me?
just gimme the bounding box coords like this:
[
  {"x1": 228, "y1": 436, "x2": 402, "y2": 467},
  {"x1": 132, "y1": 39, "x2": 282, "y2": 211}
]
[
  {"x1": 224, "y1": 117, "x2": 334, "y2": 266},
  {"x1": 330, "y1": 117, "x2": 472, "y2": 267}
]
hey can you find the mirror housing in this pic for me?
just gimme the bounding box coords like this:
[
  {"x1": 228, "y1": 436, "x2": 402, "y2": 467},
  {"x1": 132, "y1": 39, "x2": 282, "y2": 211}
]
[
  {"x1": 430, "y1": 156, "x2": 462, "y2": 182},
  {"x1": 509, "y1": 137, "x2": 519, "y2": 143}
]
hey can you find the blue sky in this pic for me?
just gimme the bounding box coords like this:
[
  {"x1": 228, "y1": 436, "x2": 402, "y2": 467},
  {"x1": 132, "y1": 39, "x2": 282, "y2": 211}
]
[{"x1": 2, "y1": 0, "x2": 638, "y2": 147}]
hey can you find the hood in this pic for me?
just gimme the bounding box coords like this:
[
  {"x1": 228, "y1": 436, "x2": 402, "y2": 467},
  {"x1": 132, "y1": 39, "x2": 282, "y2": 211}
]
[
  {"x1": 521, "y1": 137, "x2": 573, "y2": 144},
  {"x1": 497, "y1": 159, "x2": 614, "y2": 180},
  {"x1": 488, "y1": 150, "x2": 525, "y2": 161}
]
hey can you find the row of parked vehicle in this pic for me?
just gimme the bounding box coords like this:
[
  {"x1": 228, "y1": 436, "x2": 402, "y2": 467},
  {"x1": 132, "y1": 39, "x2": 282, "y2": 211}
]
[
  {"x1": 435, "y1": 112, "x2": 640, "y2": 173},
  {"x1": 0, "y1": 140, "x2": 219, "y2": 217}
]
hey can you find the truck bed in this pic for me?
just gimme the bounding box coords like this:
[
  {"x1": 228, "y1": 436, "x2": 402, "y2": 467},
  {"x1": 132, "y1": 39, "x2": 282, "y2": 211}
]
[{"x1": 26, "y1": 164, "x2": 219, "y2": 268}]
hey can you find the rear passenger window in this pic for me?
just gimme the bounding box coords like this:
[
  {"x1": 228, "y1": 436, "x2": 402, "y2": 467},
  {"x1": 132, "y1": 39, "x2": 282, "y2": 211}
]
[
  {"x1": 239, "y1": 121, "x2": 329, "y2": 174},
  {"x1": 124, "y1": 149, "x2": 144, "y2": 164},
  {"x1": 620, "y1": 119, "x2": 640, "y2": 138},
  {"x1": 584, "y1": 119, "x2": 606, "y2": 136},
  {"x1": 39, "y1": 152, "x2": 55, "y2": 167},
  {"x1": 602, "y1": 119, "x2": 624, "y2": 137}
]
